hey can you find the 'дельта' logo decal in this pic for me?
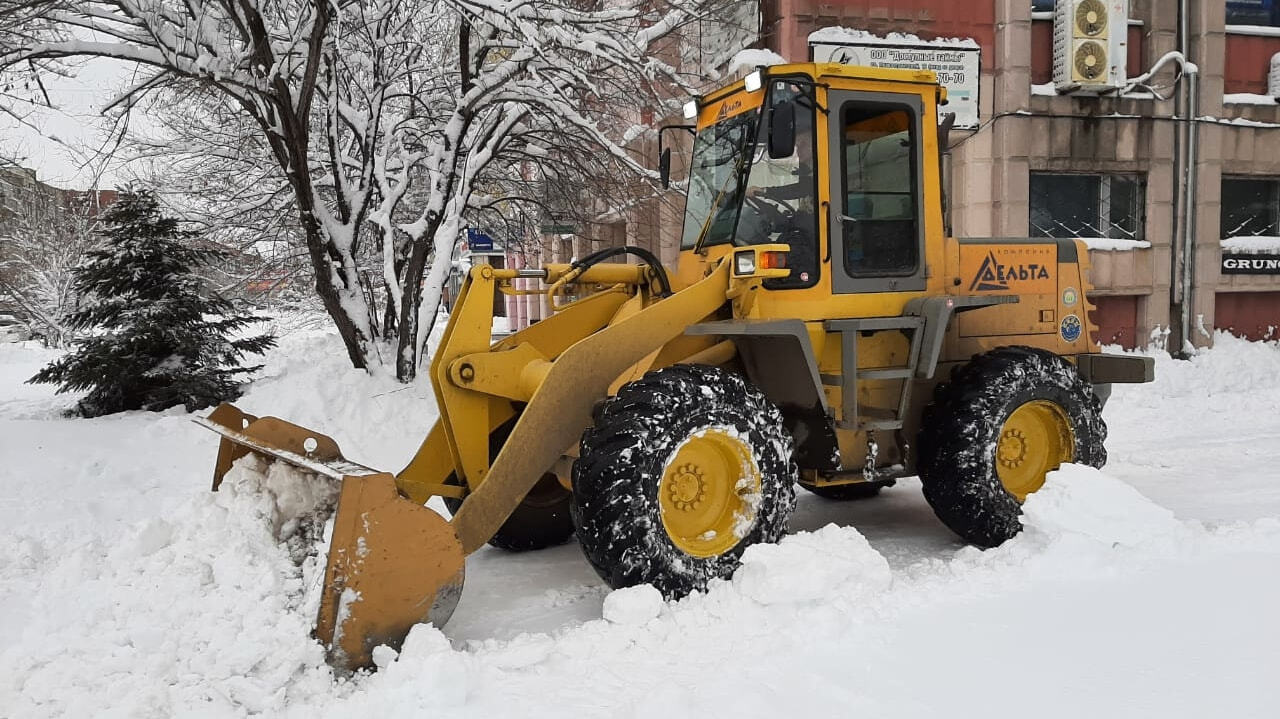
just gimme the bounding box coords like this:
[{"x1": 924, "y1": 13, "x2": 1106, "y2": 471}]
[{"x1": 968, "y1": 251, "x2": 1051, "y2": 292}]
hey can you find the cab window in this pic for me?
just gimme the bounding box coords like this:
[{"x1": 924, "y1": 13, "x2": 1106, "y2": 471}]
[
  {"x1": 737, "y1": 81, "x2": 819, "y2": 289},
  {"x1": 840, "y1": 104, "x2": 920, "y2": 277}
]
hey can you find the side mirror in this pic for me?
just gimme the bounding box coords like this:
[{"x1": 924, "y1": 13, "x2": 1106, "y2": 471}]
[
  {"x1": 767, "y1": 101, "x2": 796, "y2": 159},
  {"x1": 938, "y1": 112, "x2": 956, "y2": 153},
  {"x1": 659, "y1": 148, "x2": 671, "y2": 189}
]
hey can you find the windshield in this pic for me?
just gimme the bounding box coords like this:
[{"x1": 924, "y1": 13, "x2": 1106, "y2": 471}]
[
  {"x1": 678, "y1": 107, "x2": 759, "y2": 250},
  {"x1": 678, "y1": 81, "x2": 818, "y2": 267}
]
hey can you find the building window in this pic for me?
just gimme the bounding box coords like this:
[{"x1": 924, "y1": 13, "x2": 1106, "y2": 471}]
[
  {"x1": 1221, "y1": 177, "x2": 1280, "y2": 238},
  {"x1": 1030, "y1": 173, "x2": 1146, "y2": 240},
  {"x1": 1227, "y1": 1, "x2": 1280, "y2": 26},
  {"x1": 1031, "y1": 0, "x2": 1055, "y2": 11}
]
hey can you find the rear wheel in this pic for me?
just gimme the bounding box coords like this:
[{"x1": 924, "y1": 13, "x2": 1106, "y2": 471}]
[
  {"x1": 443, "y1": 416, "x2": 575, "y2": 552},
  {"x1": 571, "y1": 364, "x2": 796, "y2": 598},
  {"x1": 917, "y1": 346, "x2": 1106, "y2": 548}
]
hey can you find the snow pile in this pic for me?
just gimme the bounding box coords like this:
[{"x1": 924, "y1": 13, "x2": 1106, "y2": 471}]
[
  {"x1": 733, "y1": 523, "x2": 891, "y2": 604},
  {"x1": 233, "y1": 326, "x2": 440, "y2": 470},
  {"x1": 4, "y1": 317, "x2": 1280, "y2": 716},
  {"x1": 1101, "y1": 332, "x2": 1280, "y2": 522},
  {"x1": 601, "y1": 584, "x2": 664, "y2": 625},
  {"x1": 313, "y1": 468, "x2": 1280, "y2": 717},
  {"x1": 0, "y1": 455, "x2": 338, "y2": 717},
  {"x1": 322, "y1": 523, "x2": 903, "y2": 717},
  {"x1": 1020, "y1": 464, "x2": 1180, "y2": 547},
  {"x1": 0, "y1": 319, "x2": 445, "y2": 715},
  {"x1": 1221, "y1": 235, "x2": 1280, "y2": 254},
  {"x1": 223, "y1": 453, "x2": 339, "y2": 552},
  {"x1": 1109, "y1": 332, "x2": 1280, "y2": 411}
]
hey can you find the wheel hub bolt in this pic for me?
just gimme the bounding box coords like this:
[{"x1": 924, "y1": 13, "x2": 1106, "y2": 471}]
[
  {"x1": 669, "y1": 463, "x2": 706, "y2": 511},
  {"x1": 999, "y1": 428, "x2": 1028, "y2": 468}
]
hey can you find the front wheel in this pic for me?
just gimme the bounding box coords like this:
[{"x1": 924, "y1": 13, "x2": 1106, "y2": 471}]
[
  {"x1": 571, "y1": 364, "x2": 797, "y2": 598},
  {"x1": 917, "y1": 346, "x2": 1106, "y2": 548}
]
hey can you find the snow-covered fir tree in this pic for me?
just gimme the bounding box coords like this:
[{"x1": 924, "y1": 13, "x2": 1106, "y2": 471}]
[{"x1": 29, "y1": 190, "x2": 276, "y2": 417}]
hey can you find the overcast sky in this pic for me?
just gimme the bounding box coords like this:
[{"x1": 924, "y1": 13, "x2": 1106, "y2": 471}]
[{"x1": 1, "y1": 57, "x2": 142, "y2": 191}]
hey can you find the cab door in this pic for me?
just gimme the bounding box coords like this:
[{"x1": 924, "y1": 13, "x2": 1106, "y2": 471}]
[{"x1": 826, "y1": 90, "x2": 927, "y2": 294}]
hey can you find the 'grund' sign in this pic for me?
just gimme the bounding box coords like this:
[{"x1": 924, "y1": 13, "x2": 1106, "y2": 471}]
[{"x1": 1221, "y1": 254, "x2": 1280, "y2": 275}]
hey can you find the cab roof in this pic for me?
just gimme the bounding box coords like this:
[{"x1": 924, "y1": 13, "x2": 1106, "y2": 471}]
[{"x1": 700, "y1": 62, "x2": 943, "y2": 106}]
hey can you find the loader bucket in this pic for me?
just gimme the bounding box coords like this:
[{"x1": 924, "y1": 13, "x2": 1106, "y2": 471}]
[
  {"x1": 315, "y1": 473, "x2": 465, "y2": 669},
  {"x1": 196, "y1": 404, "x2": 466, "y2": 671}
]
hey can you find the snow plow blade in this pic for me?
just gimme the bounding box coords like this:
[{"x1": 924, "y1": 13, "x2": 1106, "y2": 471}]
[{"x1": 196, "y1": 404, "x2": 465, "y2": 670}]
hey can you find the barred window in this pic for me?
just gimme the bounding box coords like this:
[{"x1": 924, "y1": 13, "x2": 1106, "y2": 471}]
[
  {"x1": 1221, "y1": 178, "x2": 1280, "y2": 238},
  {"x1": 1030, "y1": 173, "x2": 1145, "y2": 240},
  {"x1": 1227, "y1": 1, "x2": 1280, "y2": 27}
]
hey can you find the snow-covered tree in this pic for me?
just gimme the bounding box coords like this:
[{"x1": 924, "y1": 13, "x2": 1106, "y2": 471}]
[
  {"x1": 0, "y1": 187, "x2": 105, "y2": 346},
  {"x1": 0, "y1": 0, "x2": 757, "y2": 380},
  {"x1": 29, "y1": 189, "x2": 276, "y2": 417}
]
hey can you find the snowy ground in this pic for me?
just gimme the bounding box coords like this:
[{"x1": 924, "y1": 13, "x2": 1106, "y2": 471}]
[{"x1": 2, "y1": 321, "x2": 1278, "y2": 717}]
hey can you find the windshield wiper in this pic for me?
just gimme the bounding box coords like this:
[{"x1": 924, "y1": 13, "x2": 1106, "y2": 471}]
[
  {"x1": 691, "y1": 171, "x2": 740, "y2": 254},
  {"x1": 691, "y1": 143, "x2": 753, "y2": 254}
]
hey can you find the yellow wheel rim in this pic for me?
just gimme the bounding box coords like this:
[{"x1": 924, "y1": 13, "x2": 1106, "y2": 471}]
[
  {"x1": 995, "y1": 400, "x2": 1075, "y2": 502},
  {"x1": 658, "y1": 428, "x2": 762, "y2": 558}
]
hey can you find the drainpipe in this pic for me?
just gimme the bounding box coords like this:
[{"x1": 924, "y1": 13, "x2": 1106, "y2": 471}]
[
  {"x1": 1174, "y1": 0, "x2": 1201, "y2": 354},
  {"x1": 1168, "y1": 0, "x2": 1188, "y2": 350},
  {"x1": 1179, "y1": 64, "x2": 1200, "y2": 353}
]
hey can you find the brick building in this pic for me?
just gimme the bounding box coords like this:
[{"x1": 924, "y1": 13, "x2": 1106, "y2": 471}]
[
  {"x1": 489, "y1": 2, "x2": 1280, "y2": 347},
  {"x1": 771, "y1": 0, "x2": 1280, "y2": 347},
  {"x1": 771, "y1": 0, "x2": 1280, "y2": 348}
]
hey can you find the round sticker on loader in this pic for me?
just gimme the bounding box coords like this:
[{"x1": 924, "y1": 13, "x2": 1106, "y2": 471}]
[
  {"x1": 1062, "y1": 287, "x2": 1078, "y2": 306},
  {"x1": 1060, "y1": 314, "x2": 1082, "y2": 343}
]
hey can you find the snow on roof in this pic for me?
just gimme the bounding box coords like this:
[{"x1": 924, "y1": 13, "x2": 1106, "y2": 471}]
[
  {"x1": 728, "y1": 48, "x2": 787, "y2": 74},
  {"x1": 1034, "y1": 82, "x2": 1160, "y2": 101},
  {"x1": 808, "y1": 27, "x2": 979, "y2": 49},
  {"x1": 1223, "y1": 93, "x2": 1280, "y2": 106},
  {"x1": 1225, "y1": 24, "x2": 1280, "y2": 37},
  {"x1": 1222, "y1": 236, "x2": 1280, "y2": 254},
  {"x1": 1079, "y1": 238, "x2": 1152, "y2": 251},
  {"x1": 1200, "y1": 114, "x2": 1280, "y2": 128}
]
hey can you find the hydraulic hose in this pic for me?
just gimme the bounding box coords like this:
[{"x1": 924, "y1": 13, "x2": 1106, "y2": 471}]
[{"x1": 569, "y1": 246, "x2": 674, "y2": 297}]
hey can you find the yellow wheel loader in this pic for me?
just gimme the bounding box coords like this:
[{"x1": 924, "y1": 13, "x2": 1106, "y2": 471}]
[{"x1": 197, "y1": 63, "x2": 1154, "y2": 669}]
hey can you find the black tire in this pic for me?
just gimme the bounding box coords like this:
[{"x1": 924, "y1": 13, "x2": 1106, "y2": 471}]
[
  {"x1": 443, "y1": 416, "x2": 575, "y2": 552},
  {"x1": 571, "y1": 364, "x2": 797, "y2": 598},
  {"x1": 917, "y1": 346, "x2": 1106, "y2": 548},
  {"x1": 800, "y1": 481, "x2": 888, "y2": 501}
]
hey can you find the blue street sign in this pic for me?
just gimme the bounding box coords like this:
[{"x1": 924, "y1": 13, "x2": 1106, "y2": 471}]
[{"x1": 466, "y1": 228, "x2": 494, "y2": 252}]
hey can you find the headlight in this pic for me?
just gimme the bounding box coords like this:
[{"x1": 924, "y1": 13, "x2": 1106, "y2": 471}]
[
  {"x1": 734, "y1": 250, "x2": 756, "y2": 276},
  {"x1": 744, "y1": 70, "x2": 763, "y2": 93},
  {"x1": 682, "y1": 100, "x2": 698, "y2": 119}
]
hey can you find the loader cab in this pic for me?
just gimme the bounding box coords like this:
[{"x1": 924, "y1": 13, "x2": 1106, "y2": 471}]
[
  {"x1": 677, "y1": 74, "x2": 821, "y2": 290},
  {"x1": 673, "y1": 63, "x2": 945, "y2": 313}
]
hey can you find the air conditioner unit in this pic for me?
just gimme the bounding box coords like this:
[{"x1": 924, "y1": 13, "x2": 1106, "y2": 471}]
[
  {"x1": 1269, "y1": 52, "x2": 1280, "y2": 98},
  {"x1": 1053, "y1": 0, "x2": 1129, "y2": 94}
]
